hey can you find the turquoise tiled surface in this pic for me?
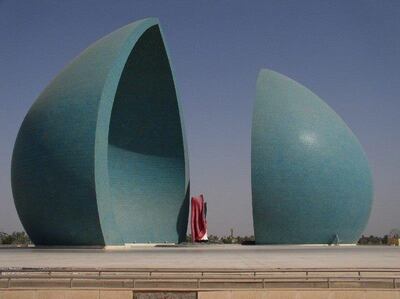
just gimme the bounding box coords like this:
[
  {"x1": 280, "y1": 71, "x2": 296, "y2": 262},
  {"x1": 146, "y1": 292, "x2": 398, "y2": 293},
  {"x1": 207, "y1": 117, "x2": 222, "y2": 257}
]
[
  {"x1": 251, "y1": 69, "x2": 373, "y2": 244},
  {"x1": 11, "y1": 18, "x2": 189, "y2": 245}
]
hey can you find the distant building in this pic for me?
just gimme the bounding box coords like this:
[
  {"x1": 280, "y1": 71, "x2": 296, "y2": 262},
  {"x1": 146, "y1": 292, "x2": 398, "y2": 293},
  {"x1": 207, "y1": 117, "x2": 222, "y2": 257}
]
[
  {"x1": 388, "y1": 238, "x2": 400, "y2": 246},
  {"x1": 388, "y1": 229, "x2": 400, "y2": 246}
]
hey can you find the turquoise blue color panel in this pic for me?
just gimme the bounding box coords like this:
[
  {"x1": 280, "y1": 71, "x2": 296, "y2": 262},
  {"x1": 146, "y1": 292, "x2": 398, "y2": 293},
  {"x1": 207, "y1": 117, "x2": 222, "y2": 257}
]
[
  {"x1": 251, "y1": 69, "x2": 373, "y2": 244},
  {"x1": 11, "y1": 18, "x2": 189, "y2": 245}
]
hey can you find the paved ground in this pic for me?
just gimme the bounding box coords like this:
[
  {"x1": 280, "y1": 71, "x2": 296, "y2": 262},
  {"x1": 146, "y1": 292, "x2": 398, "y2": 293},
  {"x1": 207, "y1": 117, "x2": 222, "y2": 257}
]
[{"x1": 0, "y1": 245, "x2": 399, "y2": 269}]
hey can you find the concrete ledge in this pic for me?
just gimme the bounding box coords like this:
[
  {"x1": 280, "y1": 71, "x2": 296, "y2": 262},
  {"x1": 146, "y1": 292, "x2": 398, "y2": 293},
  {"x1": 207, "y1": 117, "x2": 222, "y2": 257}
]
[
  {"x1": 104, "y1": 244, "x2": 176, "y2": 250},
  {"x1": 100, "y1": 272, "x2": 150, "y2": 279},
  {"x1": 0, "y1": 268, "x2": 400, "y2": 292},
  {"x1": 51, "y1": 272, "x2": 99, "y2": 278},
  {"x1": 329, "y1": 280, "x2": 395, "y2": 289},
  {"x1": 361, "y1": 271, "x2": 400, "y2": 277},
  {"x1": 0, "y1": 279, "x2": 9, "y2": 288},
  {"x1": 71, "y1": 279, "x2": 133, "y2": 288},
  {"x1": 201, "y1": 272, "x2": 255, "y2": 278},
  {"x1": 199, "y1": 279, "x2": 264, "y2": 289},
  {"x1": 148, "y1": 272, "x2": 201, "y2": 279},
  {"x1": 308, "y1": 271, "x2": 360, "y2": 278},
  {"x1": 2, "y1": 268, "x2": 400, "y2": 275},
  {"x1": 1, "y1": 272, "x2": 50, "y2": 278},
  {"x1": 8, "y1": 279, "x2": 71, "y2": 288},
  {"x1": 264, "y1": 280, "x2": 329, "y2": 288},
  {"x1": 256, "y1": 271, "x2": 307, "y2": 278},
  {"x1": 134, "y1": 279, "x2": 198, "y2": 289}
]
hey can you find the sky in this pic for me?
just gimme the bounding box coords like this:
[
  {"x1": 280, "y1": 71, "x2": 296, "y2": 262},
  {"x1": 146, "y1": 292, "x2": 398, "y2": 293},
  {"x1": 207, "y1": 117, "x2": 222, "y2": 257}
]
[{"x1": 0, "y1": 0, "x2": 399, "y2": 237}]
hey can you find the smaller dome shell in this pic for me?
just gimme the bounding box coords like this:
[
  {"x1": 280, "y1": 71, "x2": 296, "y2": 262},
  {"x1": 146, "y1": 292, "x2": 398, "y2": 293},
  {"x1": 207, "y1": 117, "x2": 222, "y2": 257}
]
[{"x1": 251, "y1": 69, "x2": 373, "y2": 244}]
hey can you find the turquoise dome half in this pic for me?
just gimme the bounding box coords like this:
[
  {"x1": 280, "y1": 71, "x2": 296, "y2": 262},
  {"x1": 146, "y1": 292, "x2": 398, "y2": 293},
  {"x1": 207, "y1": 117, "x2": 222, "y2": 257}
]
[
  {"x1": 251, "y1": 69, "x2": 373, "y2": 244},
  {"x1": 11, "y1": 18, "x2": 189, "y2": 246}
]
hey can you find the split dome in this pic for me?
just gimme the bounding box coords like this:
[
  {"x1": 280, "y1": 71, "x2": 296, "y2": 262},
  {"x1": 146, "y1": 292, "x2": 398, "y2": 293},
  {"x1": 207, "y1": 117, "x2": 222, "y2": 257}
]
[
  {"x1": 252, "y1": 70, "x2": 373, "y2": 244},
  {"x1": 11, "y1": 18, "x2": 373, "y2": 245},
  {"x1": 12, "y1": 18, "x2": 189, "y2": 246}
]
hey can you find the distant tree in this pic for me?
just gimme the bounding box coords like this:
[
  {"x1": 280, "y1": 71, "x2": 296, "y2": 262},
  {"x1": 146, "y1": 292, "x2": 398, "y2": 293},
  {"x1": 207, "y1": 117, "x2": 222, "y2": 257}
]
[
  {"x1": 238, "y1": 235, "x2": 255, "y2": 245},
  {"x1": 208, "y1": 235, "x2": 221, "y2": 244},
  {"x1": 1, "y1": 234, "x2": 13, "y2": 244},
  {"x1": 0, "y1": 231, "x2": 31, "y2": 245},
  {"x1": 10, "y1": 232, "x2": 31, "y2": 244},
  {"x1": 358, "y1": 234, "x2": 385, "y2": 245},
  {"x1": 221, "y1": 235, "x2": 232, "y2": 244}
]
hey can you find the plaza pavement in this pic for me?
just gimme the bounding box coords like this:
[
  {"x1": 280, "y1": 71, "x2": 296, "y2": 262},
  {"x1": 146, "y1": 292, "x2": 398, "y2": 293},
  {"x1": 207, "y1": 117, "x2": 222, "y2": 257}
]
[{"x1": 0, "y1": 244, "x2": 399, "y2": 269}]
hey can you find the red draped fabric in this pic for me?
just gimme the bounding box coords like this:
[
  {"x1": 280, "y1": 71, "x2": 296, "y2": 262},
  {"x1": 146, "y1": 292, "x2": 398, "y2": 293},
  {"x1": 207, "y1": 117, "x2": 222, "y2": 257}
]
[{"x1": 191, "y1": 194, "x2": 208, "y2": 242}]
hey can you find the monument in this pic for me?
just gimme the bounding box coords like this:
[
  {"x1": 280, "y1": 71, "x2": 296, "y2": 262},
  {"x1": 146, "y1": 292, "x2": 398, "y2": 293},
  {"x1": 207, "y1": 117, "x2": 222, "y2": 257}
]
[
  {"x1": 251, "y1": 69, "x2": 373, "y2": 244},
  {"x1": 11, "y1": 18, "x2": 373, "y2": 246},
  {"x1": 11, "y1": 18, "x2": 190, "y2": 246}
]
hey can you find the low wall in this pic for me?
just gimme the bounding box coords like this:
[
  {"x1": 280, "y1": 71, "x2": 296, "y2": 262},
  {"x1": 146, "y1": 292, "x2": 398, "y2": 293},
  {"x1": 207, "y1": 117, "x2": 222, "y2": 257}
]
[
  {"x1": 0, "y1": 289, "x2": 400, "y2": 299},
  {"x1": 1, "y1": 268, "x2": 400, "y2": 298}
]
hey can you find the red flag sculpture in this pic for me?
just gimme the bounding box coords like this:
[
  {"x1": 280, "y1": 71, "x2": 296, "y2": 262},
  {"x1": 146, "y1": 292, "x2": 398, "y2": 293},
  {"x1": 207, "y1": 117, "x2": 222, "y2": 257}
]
[{"x1": 191, "y1": 194, "x2": 208, "y2": 242}]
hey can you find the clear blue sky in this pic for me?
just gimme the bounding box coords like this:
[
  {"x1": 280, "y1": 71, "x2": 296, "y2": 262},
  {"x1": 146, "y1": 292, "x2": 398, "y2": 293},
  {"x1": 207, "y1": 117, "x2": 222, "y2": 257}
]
[{"x1": 1, "y1": 0, "x2": 399, "y2": 236}]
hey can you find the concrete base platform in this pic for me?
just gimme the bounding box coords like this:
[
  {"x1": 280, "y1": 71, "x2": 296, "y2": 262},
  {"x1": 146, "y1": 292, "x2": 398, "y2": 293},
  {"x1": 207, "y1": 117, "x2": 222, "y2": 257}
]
[
  {"x1": 1, "y1": 245, "x2": 400, "y2": 298},
  {"x1": 0, "y1": 245, "x2": 399, "y2": 269}
]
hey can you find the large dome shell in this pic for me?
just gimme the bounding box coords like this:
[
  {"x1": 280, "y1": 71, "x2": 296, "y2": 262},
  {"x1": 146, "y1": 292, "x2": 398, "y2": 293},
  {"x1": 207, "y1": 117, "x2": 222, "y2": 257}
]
[
  {"x1": 11, "y1": 18, "x2": 189, "y2": 246},
  {"x1": 251, "y1": 69, "x2": 373, "y2": 244}
]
